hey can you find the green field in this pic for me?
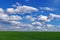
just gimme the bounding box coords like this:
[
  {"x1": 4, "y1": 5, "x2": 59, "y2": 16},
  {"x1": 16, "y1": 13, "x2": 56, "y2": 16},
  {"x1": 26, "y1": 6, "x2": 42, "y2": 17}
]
[{"x1": 0, "y1": 31, "x2": 60, "y2": 40}]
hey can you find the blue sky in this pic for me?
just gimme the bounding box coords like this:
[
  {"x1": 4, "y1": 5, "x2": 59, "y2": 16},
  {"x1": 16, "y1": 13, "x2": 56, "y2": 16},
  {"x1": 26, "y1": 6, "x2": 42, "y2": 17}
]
[{"x1": 0, "y1": 0, "x2": 60, "y2": 31}]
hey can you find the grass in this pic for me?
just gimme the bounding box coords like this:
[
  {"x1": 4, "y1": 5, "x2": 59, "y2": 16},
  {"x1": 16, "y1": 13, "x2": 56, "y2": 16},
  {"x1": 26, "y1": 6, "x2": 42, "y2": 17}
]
[{"x1": 0, "y1": 31, "x2": 60, "y2": 40}]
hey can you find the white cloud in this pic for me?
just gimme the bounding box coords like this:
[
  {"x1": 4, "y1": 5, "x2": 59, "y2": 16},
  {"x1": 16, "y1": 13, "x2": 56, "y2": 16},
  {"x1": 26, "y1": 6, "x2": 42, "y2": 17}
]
[
  {"x1": 26, "y1": 15, "x2": 36, "y2": 21},
  {"x1": 46, "y1": 24, "x2": 57, "y2": 31},
  {"x1": 32, "y1": 21, "x2": 42, "y2": 26},
  {"x1": 47, "y1": 24, "x2": 54, "y2": 28},
  {"x1": 10, "y1": 21, "x2": 22, "y2": 25},
  {"x1": 15, "y1": 5, "x2": 38, "y2": 14},
  {"x1": 12, "y1": 2, "x2": 22, "y2": 8},
  {"x1": 15, "y1": 2, "x2": 21, "y2": 6},
  {"x1": 40, "y1": 7, "x2": 54, "y2": 11},
  {"x1": 50, "y1": 13, "x2": 60, "y2": 19},
  {"x1": 15, "y1": 27, "x2": 20, "y2": 29},
  {"x1": 36, "y1": 27, "x2": 42, "y2": 30},
  {"x1": 58, "y1": 26, "x2": 60, "y2": 28},
  {"x1": 9, "y1": 15, "x2": 22, "y2": 21},
  {"x1": 0, "y1": 13, "x2": 9, "y2": 21},
  {"x1": 10, "y1": 21, "x2": 34, "y2": 31},
  {"x1": 0, "y1": 13, "x2": 22, "y2": 24},
  {"x1": 6, "y1": 5, "x2": 38, "y2": 14},
  {"x1": 0, "y1": 8, "x2": 4, "y2": 13},
  {"x1": 6, "y1": 8, "x2": 15, "y2": 13},
  {"x1": 38, "y1": 15, "x2": 51, "y2": 22}
]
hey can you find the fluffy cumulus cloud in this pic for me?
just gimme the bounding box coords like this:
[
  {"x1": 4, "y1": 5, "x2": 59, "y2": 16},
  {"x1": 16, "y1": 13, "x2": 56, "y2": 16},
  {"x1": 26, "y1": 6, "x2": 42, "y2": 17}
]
[
  {"x1": 6, "y1": 5, "x2": 38, "y2": 14},
  {"x1": 16, "y1": 5, "x2": 38, "y2": 13},
  {"x1": 0, "y1": 13, "x2": 22, "y2": 22},
  {"x1": 6, "y1": 8, "x2": 15, "y2": 13},
  {"x1": 0, "y1": 8, "x2": 4, "y2": 13},
  {"x1": 38, "y1": 15, "x2": 51, "y2": 22},
  {"x1": 9, "y1": 15, "x2": 22, "y2": 21},
  {"x1": 0, "y1": 13, "x2": 9, "y2": 21},
  {"x1": 26, "y1": 15, "x2": 36, "y2": 21},
  {"x1": 50, "y1": 13, "x2": 60, "y2": 19},
  {"x1": 47, "y1": 24, "x2": 55, "y2": 30},
  {"x1": 31, "y1": 21, "x2": 42, "y2": 26}
]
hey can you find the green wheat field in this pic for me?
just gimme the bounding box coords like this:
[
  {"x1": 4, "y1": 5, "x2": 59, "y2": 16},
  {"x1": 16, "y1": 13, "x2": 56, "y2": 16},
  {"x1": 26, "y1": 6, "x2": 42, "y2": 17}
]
[{"x1": 0, "y1": 31, "x2": 60, "y2": 40}]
